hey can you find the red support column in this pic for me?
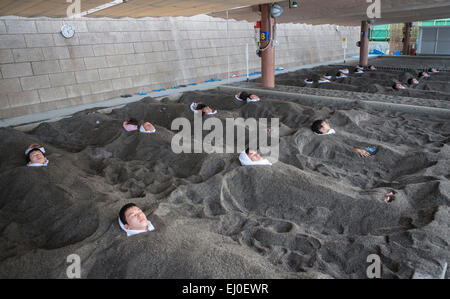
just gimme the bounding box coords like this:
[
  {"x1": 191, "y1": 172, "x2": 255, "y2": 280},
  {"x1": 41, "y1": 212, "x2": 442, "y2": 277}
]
[
  {"x1": 359, "y1": 21, "x2": 369, "y2": 66},
  {"x1": 260, "y1": 4, "x2": 275, "y2": 88}
]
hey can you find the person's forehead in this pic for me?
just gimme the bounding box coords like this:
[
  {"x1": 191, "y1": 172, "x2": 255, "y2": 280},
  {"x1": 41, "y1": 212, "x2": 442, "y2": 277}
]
[{"x1": 126, "y1": 206, "x2": 142, "y2": 216}]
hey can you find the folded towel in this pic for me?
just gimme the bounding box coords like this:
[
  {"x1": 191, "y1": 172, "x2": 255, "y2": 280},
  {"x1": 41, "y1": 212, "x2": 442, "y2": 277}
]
[
  {"x1": 239, "y1": 151, "x2": 272, "y2": 166},
  {"x1": 314, "y1": 128, "x2": 336, "y2": 136},
  {"x1": 355, "y1": 71, "x2": 364, "y2": 74},
  {"x1": 25, "y1": 147, "x2": 45, "y2": 156},
  {"x1": 318, "y1": 79, "x2": 330, "y2": 83},
  {"x1": 27, "y1": 158, "x2": 49, "y2": 167},
  {"x1": 337, "y1": 75, "x2": 347, "y2": 79},
  {"x1": 118, "y1": 217, "x2": 155, "y2": 237},
  {"x1": 324, "y1": 76, "x2": 332, "y2": 80},
  {"x1": 246, "y1": 97, "x2": 260, "y2": 102},
  {"x1": 207, "y1": 110, "x2": 217, "y2": 115},
  {"x1": 339, "y1": 69, "x2": 349, "y2": 74},
  {"x1": 234, "y1": 95, "x2": 244, "y2": 102},
  {"x1": 304, "y1": 80, "x2": 314, "y2": 84},
  {"x1": 139, "y1": 125, "x2": 156, "y2": 134},
  {"x1": 190, "y1": 102, "x2": 200, "y2": 113}
]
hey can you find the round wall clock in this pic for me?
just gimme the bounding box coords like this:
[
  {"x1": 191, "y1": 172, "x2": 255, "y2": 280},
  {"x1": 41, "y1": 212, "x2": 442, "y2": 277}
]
[{"x1": 61, "y1": 24, "x2": 75, "y2": 39}]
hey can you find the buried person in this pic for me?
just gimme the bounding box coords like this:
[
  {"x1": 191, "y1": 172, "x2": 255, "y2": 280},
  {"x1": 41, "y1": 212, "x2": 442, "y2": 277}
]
[
  {"x1": 235, "y1": 91, "x2": 261, "y2": 102},
  {"x1": 336, "y1": 71, "x2": 348, "y2": 79},
  {"x1": 428, "y1": 67, "x2": 439, "y2": 73},
  {"x1": 407, "y1": 78, "x2": 419, "y2": 86},
  {"x1": 418, "y1": 71, "x2": 430, "y2": 79},
  {"x1": 123, "y1": 118, "x2": 139, "y2": 131},
  {"x1": 25, "y1": 144, "x2": 49, "y2": 167},
  {"x1": 239, "y1": 148, "x2": 272, "y2": 166},
  {"x1": 190, "y1": 102, "x2": 217, "y2": 115},
  {"x1": 140, "y1": 121, "x2": 156, "y2": 134},
  {"x1": 310, "y1": 120, "x2": 375, "y2": 158},
  {"x1": 118, "y1": 203, "x2": 155, "y2": 237},
  {"x1": 392, "y1": 82, "x2": 406, "y2": 90}
]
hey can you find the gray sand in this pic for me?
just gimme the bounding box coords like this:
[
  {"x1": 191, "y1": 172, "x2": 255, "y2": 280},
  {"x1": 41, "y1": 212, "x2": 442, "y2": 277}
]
[{"x1": 0, "y1": 57, "x2": 449, "y2": 279}]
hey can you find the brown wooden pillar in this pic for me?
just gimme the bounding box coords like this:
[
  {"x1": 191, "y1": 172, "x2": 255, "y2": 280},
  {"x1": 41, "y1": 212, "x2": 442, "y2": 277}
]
[
  {"x1": 260, "y1": 4, "x2": 275, "y2": 88},
  {"x1": 402, "y1": 22, "x2": 412, "y2": 55},
  {"x1": 359, "y1": 21, "x2": 369, "y2": 66}
]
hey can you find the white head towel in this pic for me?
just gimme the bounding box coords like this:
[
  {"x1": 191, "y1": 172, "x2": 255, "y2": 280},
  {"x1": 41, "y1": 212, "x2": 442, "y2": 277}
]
[
  {"x1": 139, "y1": 125, "x2": 156, "y2": 134},
  {"x1": 239, "y1": 151, "x2": 272, "y2": 166},
  {"x1": 234, "y1": 95, "x2": 244, "y2": 102},
  {"x1": 314, "y1": 128, "x2": 336, "y2": 136},
  {"x1": 27, "y1": 158, "x2": 49, "y2": 167},
  {"x1": 337, "y1": 75, "x2": 347, "y2": 78},
  {"x1": 339, "y1": 69, "x2": 349, "y2": 74},
  {"x1": 324, "y1": 75, "x2": 332, "y2": 80},
  {"x1": 118, "y1": 217, "x2": 155, "y2": 237},
  {"x1": 246, "y1": 97, "x2": 260, "y2": 103},
  {"x1": 304, "y1": 80, "x2": 314, "y2": 84},
  {"x1": 190, "y1": 102, "x2": 217, "y2": 115},
  {"x1": 355, "y1": 70, "x2": 364, "y2": 74},
  {"x1": 318, "y1": 79, "x2": 330, "y2": 84}
]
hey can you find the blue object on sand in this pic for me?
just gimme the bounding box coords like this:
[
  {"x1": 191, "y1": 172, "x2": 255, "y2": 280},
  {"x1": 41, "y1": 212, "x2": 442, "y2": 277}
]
[
  {"x1": 370, "y1": 49, "x2": 385, "y2": 55},
  {"x1": 138, "y1": 92, "x2": 147, "y2": 95},
  {"x1": 366, "y1": 147, "x2": 376, "y2": 153},
  {"x1": 169, "y1": 86, "x2": 180, "y2": 89},
  {"x1": 395, "y1": 50, "x2": 401, "y2": 56},
  {"x1": 153, "y1": 88, "x2": 167, "y2": 92},
  {"x1": 187, "y1": 83, "x2": 197, "y2": 86}
]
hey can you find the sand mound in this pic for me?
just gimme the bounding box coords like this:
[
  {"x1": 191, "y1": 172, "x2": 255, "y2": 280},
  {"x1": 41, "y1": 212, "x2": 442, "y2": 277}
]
[{"x1": 0, "y1": 86, "x2": 449, "y2": 278}]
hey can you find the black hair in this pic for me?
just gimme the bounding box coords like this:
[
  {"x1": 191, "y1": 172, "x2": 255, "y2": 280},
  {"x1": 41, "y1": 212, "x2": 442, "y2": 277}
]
[
  {"x1": 428, "y1": 68, "x2": 435, "y2": 72},
  {"x1": 126, "y1": 118, "x2": 139, "y2": 126},
  {"x1": 336, "y1": 72, "x2": 343, "y2": 77},
  {"x1": 392, "y1": 83, "x2": 402, "y2": 90},
  {"x1": 311, "y1": 120, "x2": 324, "y2": 134},
  {"x1": 239, "y1": 91, "x2": 250, "y2": 101},
  {"x1": 26, "y1": 148, "x2": 45, "y2": 163},
  {"x1": 195, "y1": 103, "x2": 207, "y2": 110},
  {"x1": 418, "y1": 71, "x2": 427, "y2": 78},
  {"x1": 119, "y1": 203, "x2": 137, "y2": 225},
  {"x1": 407, "y1": 78, "x2": 415, "y2": 85}
]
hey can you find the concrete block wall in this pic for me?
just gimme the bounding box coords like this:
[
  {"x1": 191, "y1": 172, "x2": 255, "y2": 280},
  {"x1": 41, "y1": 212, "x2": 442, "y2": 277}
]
[{"x1": 0, "y1": 15, "x2": 359, "y2": 119}]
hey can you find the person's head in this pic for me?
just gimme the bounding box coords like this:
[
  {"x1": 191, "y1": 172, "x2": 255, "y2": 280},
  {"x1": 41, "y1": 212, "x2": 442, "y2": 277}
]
[
  {"x1": 393, "y1": 83, "x2": 405, "y2": 90},
  {"x1": 119, "y1": 203, "x2": 148, "y2": 230},
  {"x1": 126, "y1": 118, "x2": 139, "y2": 126},
  {"x1": 245, "y1": 148, "x2": 262, "y2": 162},
  {"x1": 428, "y1": 67, "x2": 438, "y2": 73},
  {"x1": 142, "y1": 122, "x2": 154, "y2": 132},
  {"x1": 27, "y1": 148, "x2": 46, "y2": 164},
  {"x1": 248, "y1": 94, "x2": 259, "y2": 100},
  {"x1": 238, "y1": 91, "x2": 250, "y2": 101},
  {"x1": 407, "y1": 78, "x2": 419, "y2": 85},
  {"x1": 419, "y1": 71, "x2": 429, "y2": 78},
  {"x1": 311, "y1": 120, "x2": 331, "y2": 134},
  {"x1": 195, "y1": 104, "x2": 213, "y2": 115},
  {"x1": 369, "y1": 65, "x2": 376, "y2": 71},
  {"x1": 336, "y1": 72, "x2": 345, "y2": 77}
]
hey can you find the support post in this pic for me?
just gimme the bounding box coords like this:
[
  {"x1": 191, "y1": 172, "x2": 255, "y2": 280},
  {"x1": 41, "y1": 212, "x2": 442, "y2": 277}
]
[
  {"x1": 402, "y1": 22, "x2": 412, "y2": 55},
  {"x1": 260, "y1": 4, "x2": 275, "y2": 88},
  {"x1": 359, "y1": 20, "x2": 369, "y2": 66}
]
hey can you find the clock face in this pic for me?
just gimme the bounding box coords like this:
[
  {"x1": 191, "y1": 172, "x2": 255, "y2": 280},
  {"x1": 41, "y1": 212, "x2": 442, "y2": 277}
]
[{"x1": 61, "y1": 24, "x2": 75, "y2": 39}]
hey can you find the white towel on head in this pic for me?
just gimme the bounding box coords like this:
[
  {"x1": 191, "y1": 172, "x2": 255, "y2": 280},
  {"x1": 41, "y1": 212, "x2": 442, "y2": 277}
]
[
  {"x1": 246, "y1": 97, "x2": 260, "y2": 102},
  {"x1": 337, "y1": 75, "x2": 347, "y2": 78},
  {"x1": 339, "y1": 69, "x2": 349, "y2": 74},
  {"x1": 139, "y1": 125, "x2": 156, "y2": 134},
  {"x1": 318, "y1": 79, "x2": 330, "y2": 84},
  {"x1": 239, "y1": 151, "x2": 272, "y2": 166},
  {"x1": 304, "y1": 80, "x2": 313, "y2": 84},
  {"x1": 324, "y1": 76, "x2": 332, "y2": 80},
  {"x1": 27, "y1": 158, "x2": 49, "y2": 167},
  {"x1": 190, "y1": 102, "x2": 199, "y2": 113},
  {"x1": 191, "y1": 102, "x2": 217, "y2": 115},
  {"x1": 118, "y1": 217, "x2": 155, "y2": 237},
  {"x1": 355, "y1": 71, "x2": 364, "y2": 74},
  {"x1": 314, "y1": 128, "x2": 336, "y2": 136},
  {"x1": 25, "y1": 147, "x2": 45, "y2": 156},
  {"x1": 234, "y1": 95, "x2": 244, "y2": 102}
]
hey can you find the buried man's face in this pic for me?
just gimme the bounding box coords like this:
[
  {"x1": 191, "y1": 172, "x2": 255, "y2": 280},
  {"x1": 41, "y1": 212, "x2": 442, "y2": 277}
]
[
  {"x1": 28, "y1": 149, "x2": 46, "y2": 164},
  {"x1": 395, "y1": 83, "x2": 406, "y2": 90},
  {"x1": 143, "y1": 122, "x2": 155, "y2": 132},
  {"x1": 411, "y1": 78, "x2": 419, "y2": 85},
  {"x1": 247, "y1": 150, "x2": 262, "y2": 162},
  {"x1": 319, "y1": 121, "x2": 332, "y2": 134},
  {"x1": 202, "y1": 107, "x2": 213, "y2": 115},
  {"x1": 249, "y1": 94, "x2": 259, "y2": 100},
  {"x1": 124, "y1": 206, "x2": 148, "y2": 230}
]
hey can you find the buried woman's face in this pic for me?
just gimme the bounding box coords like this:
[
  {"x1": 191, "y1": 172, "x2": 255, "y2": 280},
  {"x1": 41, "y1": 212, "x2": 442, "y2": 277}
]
[
  {"x1": 143, "y1": 122, "x2": 154, "y2": 131},
  {"x1": 202, "y1": 107, "x2": 213, "y2": 115},
  {"x1": 29, "y1": 149, "x2": 46, "y2": 164},
  {"x1": 319, "y1": 121, "x2": 332, "y2": 134}
]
